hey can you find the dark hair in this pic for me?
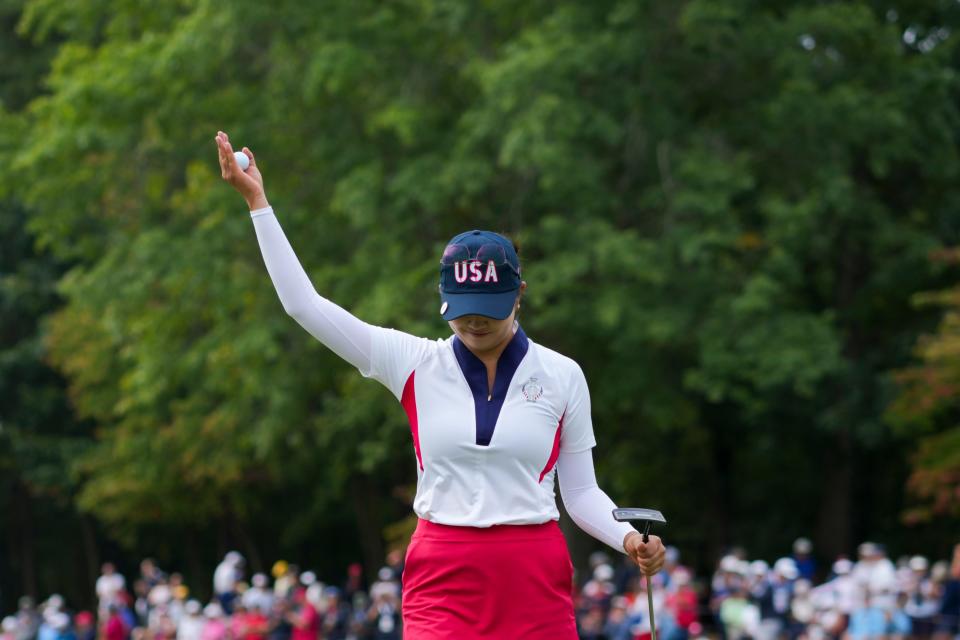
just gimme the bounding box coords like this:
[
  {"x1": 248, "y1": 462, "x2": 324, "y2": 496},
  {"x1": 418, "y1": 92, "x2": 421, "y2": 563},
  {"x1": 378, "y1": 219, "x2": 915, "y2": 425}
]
[{"x1": 498, "y1": 231, "x2": 520, "y2": 258}]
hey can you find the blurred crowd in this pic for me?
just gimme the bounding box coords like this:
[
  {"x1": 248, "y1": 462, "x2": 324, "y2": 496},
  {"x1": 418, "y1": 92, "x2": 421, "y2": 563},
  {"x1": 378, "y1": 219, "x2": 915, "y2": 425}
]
[
  {"x1": 576, "y1": 539, "x2": 960, "y2": 640},
  {"x1": 0, "y1": 551, "x2": 403, "y2": 640},
  {"x1": 1, "y1": 539, "x2": 958, "y2": 640}
]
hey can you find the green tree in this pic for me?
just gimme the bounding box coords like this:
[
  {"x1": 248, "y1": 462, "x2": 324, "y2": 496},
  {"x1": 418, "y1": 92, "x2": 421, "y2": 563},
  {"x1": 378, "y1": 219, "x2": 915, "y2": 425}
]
[{"x1": 5, "y1": 0, "x2": 960, "y2": 590}]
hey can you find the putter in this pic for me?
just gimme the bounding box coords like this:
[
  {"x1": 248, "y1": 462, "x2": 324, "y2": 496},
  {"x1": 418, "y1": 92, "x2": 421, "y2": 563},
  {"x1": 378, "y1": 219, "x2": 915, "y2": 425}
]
[{"x1": 613, "y1": 508, "x2": 667, "y2": 640}]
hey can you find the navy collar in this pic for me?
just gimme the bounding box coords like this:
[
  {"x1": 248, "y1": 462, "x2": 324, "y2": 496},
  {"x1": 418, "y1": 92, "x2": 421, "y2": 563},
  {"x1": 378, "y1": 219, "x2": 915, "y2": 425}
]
[{"x1": 452, "y1": 326, "x2": 529, "y2": 446}]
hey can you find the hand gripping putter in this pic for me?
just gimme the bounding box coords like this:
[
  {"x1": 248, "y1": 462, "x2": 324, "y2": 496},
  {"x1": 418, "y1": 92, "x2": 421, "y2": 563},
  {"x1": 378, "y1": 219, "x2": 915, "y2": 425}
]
[{"x1": 613, "y1": 508, "x2": 667, "y2": 640}]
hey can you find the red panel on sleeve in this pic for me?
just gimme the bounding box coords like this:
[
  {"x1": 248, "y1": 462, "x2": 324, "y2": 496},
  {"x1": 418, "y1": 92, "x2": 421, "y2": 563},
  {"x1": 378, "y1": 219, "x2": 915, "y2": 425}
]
[
  {"x1": 538, "y1": 413, "x2": 564, "y2": 482},
  {"x1": 401, "y1": 371, "x2": 424, "y2": 471}
]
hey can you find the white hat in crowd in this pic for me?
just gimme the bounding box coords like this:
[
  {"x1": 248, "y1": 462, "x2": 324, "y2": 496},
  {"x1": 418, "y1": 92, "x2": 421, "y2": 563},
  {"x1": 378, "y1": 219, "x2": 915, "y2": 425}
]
[
  {"x1": 750, "y1": 560, "x2": 770, "y2": 577},
  {"x1": 832, "y1": 558, "x2": 854, "y2": 575},
  {"x1": 48, "y1": 612, "x2": 70, "y2": 632},
  {"x1": 665, "y1": 546, "x2": 680, "y2": 565},
  {"x1": 720, "y1": 555, "x2": 740, "y2": 573},
  {"x1": 203, "y1": 603, "x2": 223, "y2": 619},
  {"x1": 593, "y1": 564, "x2": 614, "y2": 582},
  {"x1": 252, "y1": 573, "x2": 268, "y2": 588},
  {"x1": 300, "y1": 571, "x2": 317, "y2": 586},
  {"x1": 45, "y1": 594, "x2": 64, "y2": 613},
  {"x1": 2, "y1": 617, "x2": 17, "y2": 633},
  {"x1": 588, "y1": 551, "x2": 610, "y2": 569},
  {"x1": 185, "y1": 600, "x2": 202, "y2": 615},
  {"x1": 909, "y1": 555, "x2": 929, "y2": 572},
  {"x1": 793, "y1": 538, "x2": 813, "y2": 554},
  {"x1": 774, "y1": 557, "x2": 799, "y2": 580}
]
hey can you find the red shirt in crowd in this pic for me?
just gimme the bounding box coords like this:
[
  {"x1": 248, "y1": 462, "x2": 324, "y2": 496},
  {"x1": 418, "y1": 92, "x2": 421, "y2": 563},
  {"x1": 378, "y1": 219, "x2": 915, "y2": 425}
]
[
  {"x1": 290, "y1": 601, "x2": 319, "y2": 640},
  {"x1": 105, "y1": 614, "x2": 127, "y2": 640}
]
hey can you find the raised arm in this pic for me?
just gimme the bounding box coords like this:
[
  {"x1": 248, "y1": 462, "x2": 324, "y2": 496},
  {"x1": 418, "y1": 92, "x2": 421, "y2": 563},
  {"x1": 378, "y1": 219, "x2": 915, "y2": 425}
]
[{"x1": 215, "y1": 131, "x2": 374, "y2": 372}]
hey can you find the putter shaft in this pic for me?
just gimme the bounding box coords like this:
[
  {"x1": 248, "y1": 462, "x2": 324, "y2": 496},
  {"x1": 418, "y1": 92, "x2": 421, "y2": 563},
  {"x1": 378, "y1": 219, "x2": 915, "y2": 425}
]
[{"x1": 643, "y1": 522, "x2": 657, "y2": 640}]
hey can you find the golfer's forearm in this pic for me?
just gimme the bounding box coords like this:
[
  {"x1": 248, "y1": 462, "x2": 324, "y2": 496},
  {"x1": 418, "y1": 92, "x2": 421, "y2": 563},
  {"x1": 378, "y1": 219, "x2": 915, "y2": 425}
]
[
  {"x1": 557, "y1": 449, "x2": 636, "y2": 553},
  {"x1": 250, "y1": 206, "x2": 374, "y2": 372}
]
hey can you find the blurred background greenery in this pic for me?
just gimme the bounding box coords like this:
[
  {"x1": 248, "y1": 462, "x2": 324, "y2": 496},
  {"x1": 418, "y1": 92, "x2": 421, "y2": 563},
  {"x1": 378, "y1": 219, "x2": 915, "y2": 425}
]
[{"x1": 2, "y1": 0, "x2": 960, "y2": 609}]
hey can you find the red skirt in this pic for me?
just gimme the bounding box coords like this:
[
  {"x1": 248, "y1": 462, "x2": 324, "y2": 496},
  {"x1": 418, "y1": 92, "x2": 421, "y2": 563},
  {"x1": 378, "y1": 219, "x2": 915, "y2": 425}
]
[{"x1": 401, "y1": 518, "x2": 577, "y2": 639}]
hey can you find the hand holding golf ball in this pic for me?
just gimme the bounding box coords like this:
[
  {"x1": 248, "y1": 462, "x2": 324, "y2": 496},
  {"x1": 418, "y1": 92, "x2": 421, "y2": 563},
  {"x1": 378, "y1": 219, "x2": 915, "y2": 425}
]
[
  {"x1": 234, "y1": 151, "x2": 250, "y2": 171},
  {"x1": 215, "y1": 130, "x2": 268, "y2": 210}
]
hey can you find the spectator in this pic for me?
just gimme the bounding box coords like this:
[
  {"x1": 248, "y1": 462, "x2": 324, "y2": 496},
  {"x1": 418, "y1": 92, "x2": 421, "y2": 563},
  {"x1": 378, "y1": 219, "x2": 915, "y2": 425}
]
[
  {"x1": 384, "y1": 549, "x2": 404, "y2": 583},
  {"x1": 199, "y1": 604, "x2": 227, "y2": 640},
  {"x1": 581, "y1": 563, "x2": 617, "y2": 613},
  {"x1": 935, "y1": 543, "x2": 960, "y2": 640},
  {"x1": 271, "y1": 563, "x2": 293, "y2": 600},
  {"x1": 104, "y1": 606, "x2": 128, "y2": 640},
  {"x1": 790, "y1": 580, "x2": 816, "y2": 639},
  {"x1": 755, "y1": 558, "x2": 798, "y2": 640},
  {"x1": 577, "y1": 605, "x2": 606, "y2": 640},
  {"x1": 853, "y1": 543, "x2": 897, "y2": 610},
  {"x1": 905, "y1": 556, "x2": 939, "y2": 637},
  {"x1": 96, "y1": 564, "x2": 126, "y2": 620},
  {"x1": 720, "y1": 585, "x2": 760, "y2": 640},
  {"x1": 602, "y1": 596, "x2": 638, "y2": 640},
  {"x1": 793, "y1": 538, "x2": 816, "y2": 582},
  {"x1": 131, "y1": 581, "x2": 149, "y2": 628},
  {"x1": 366, "y1": 568, "x2": 400, "y2": 640},
  {"x1": 266, "y1": 600, "x2": 291, "y2": 640},
  {"x1": 115, "y1": 592, "x2": 136, "y2": 634},
  {"x1": 888, "y1": 593, "x2": 912, "y2": 640},
  {"x1": 712, "y1": 554, "x2": 746, "y2": 639},
  {"x1": 213, "y1": 552, "x2": 244, "y2": 615},
  {"x1": 343, "y1": 564, "x2": 363, "y2": 604},
  {"x1": 73, "y1": 612, "x2": 94, "y2": 640},
  {"x1": 847, "y1": 590, "x2": 887, "y2": 640},
  {"x1": 230, "y1": 603, "x2": 267, "y2": 640},
  {"x1": 177, "y1": 601, "x2": 204, "y2": 640},
  {"x1": 665, "y1": 567, "x2": 699, "y2": 639},
  {"x1": 1, "y1": 617, "x2": 17, "y2": 640},
  {"x1": 149, "y1": 606, "x2": 176, "y2": 640},
  {"x1": 15, "y1": 597, "x2": 40, "y2": 640},
  {"x1": 139, "y1": 560, "x2": 165, "y2": 590},
  {"x1": 319, "y1": 587, "x2": 348, "y2": 640},
  {"x1": 288, "y1": 589, "x2": 319, "y2": 640},
  {"x1": 242, "y1": 575, "x2": 274, "y2": 615}
]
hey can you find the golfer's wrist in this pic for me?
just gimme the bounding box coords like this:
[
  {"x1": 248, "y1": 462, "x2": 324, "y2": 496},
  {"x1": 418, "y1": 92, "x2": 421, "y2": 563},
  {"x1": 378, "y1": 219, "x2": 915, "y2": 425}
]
[{"x1": 247, "y1": 192, "x2": 269, "y2": 211}]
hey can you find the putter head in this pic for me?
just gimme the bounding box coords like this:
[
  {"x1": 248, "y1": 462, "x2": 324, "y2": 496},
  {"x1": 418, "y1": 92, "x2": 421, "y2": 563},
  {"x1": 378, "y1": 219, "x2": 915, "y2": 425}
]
[{"x1": 612, "y1": 508, "x2": 667, "y2": 525}]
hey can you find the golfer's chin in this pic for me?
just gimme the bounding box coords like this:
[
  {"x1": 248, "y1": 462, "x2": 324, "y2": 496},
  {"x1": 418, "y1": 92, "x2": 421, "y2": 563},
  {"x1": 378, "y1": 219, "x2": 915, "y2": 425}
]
[{"x1": 456, "y1": 328, "x2": 508, "y2": 354}]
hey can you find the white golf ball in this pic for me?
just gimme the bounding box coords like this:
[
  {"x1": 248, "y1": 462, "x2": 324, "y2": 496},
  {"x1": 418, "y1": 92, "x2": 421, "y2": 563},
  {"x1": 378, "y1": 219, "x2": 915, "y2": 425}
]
[{"x1": 233, "y1": 151, "x2": 250, "y2": 171}]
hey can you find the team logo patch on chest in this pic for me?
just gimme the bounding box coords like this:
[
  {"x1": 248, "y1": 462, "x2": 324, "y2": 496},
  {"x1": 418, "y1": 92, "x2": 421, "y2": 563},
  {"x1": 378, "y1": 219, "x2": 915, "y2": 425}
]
[{"x1": 521, "y1": 377, "x2": 543, "y2": 402}]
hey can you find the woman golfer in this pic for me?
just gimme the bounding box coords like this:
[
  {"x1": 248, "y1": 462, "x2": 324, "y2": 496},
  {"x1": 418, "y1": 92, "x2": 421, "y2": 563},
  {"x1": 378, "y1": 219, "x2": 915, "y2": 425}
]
[{"x1": 215, "y1": 132, "x2": 665, "y2": 639}]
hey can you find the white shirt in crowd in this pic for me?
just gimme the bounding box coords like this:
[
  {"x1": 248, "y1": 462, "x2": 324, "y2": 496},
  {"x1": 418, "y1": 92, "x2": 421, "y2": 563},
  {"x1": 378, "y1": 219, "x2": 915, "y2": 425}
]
[
  {"x1": 96, "y1": 573, "x2": 125, "y2": 611},
  {"x1": 213, "y1": 554, "x2": 242, "y2": 595}
]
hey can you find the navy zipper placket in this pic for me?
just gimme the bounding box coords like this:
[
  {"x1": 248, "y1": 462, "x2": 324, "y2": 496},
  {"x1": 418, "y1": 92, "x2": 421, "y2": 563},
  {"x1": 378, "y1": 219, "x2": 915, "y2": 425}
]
[{"x1": 452, "y1": 327, "x2": 529, "y2": 446}]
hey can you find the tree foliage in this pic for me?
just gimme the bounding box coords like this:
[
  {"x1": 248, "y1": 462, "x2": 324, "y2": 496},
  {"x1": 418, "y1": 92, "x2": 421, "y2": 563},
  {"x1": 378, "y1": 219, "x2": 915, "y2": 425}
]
[{"x1": 4, "y1": 0, "x2": 960, "y2": 602}]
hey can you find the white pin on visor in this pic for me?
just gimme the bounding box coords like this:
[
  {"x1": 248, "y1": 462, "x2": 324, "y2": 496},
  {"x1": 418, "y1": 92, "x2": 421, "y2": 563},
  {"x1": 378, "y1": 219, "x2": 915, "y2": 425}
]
[{"x1": 440, "y1": 302, "x2": 448, "y2": 315}]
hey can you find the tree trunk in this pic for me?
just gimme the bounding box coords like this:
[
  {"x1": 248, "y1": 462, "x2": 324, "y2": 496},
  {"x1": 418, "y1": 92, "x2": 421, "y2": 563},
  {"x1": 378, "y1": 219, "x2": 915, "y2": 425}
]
[
  {"x1": 350, "y1": 474, "x2": 384, "y2": 583},
  {"x1": 79, "y1": 516, "x2": 100, "y2": 609},
  {"x1": 706, "y1": 418, "x2": 733, "y2": 561},
  {"x1": 816, "y1": 428, "x2": 853, "y2": 561},
  {"x1": 229, "y1": 511, "x2": 263, "y2": 574},
  {"x1": 13, "y1": 481, "x2": 37, "y2": 598}
]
